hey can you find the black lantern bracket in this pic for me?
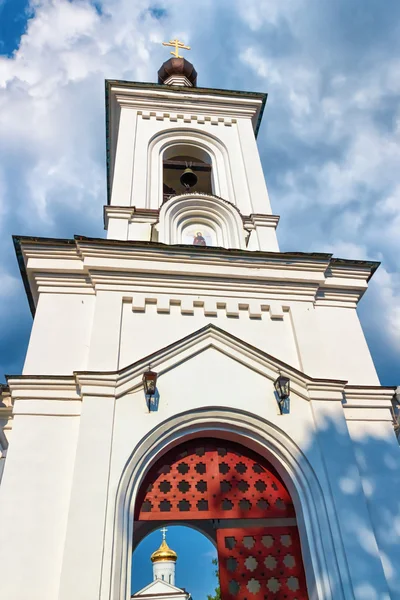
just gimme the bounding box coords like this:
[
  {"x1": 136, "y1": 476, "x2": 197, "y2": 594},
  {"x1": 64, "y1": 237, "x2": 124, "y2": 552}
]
[
  {"x1": 274, "y1": 374, "x2": 291, "y2": 415},
  {"x1": 142, "y1": 367, "x2": 159, "y2": 412}
]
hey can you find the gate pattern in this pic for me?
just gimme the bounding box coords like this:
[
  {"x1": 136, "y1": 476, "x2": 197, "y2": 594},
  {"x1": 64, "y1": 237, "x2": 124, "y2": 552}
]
[
  {"x1": 135, "y1": 439, "x2": 308, "y2": 599},
  {"x1": 135, "y1": 439, "x2": 294, "y2": 521},
  {"x1": 217, "y1": 527, "x2": 308, "y2": 600}
]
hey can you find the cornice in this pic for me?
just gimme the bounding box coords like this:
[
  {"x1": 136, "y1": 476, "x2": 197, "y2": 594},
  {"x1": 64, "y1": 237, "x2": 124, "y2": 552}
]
[
  {"x1": 13, "y1": 235, "x2": 379, "y2": 314},
  {"x1": 103, "y1": 206, "x2": 159, "y2": 229},
  {"x1": 109, "y1": 82, "x2": 265, "y2": 123},
  {"x1": 243, "y1": 214, "x2": 280, "y2": 229}
]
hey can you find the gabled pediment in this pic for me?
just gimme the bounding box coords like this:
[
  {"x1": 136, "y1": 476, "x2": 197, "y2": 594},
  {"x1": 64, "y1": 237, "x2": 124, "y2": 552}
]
[
  {"x1": 132, "y1": 578, "x2": 187, "y2": 598},
  {"x1": 74, "y1": 324, "x2": 349, "y2": 402},
  {"x1": 6, "y1": 324, "x2": 395, "y2": 417}
]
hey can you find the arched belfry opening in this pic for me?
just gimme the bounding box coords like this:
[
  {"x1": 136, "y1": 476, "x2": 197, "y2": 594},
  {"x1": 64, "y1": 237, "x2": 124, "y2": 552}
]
[
  {"x1": 162, "y1": 144, "x2": 213, "y2": 201},
  {"x1": 133, "y1": 438, "x2": 309, "y2": 599}
]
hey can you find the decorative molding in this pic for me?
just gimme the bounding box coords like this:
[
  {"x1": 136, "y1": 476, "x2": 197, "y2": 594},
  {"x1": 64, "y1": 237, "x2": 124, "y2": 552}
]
[
  {"x1": 163, "y1": 75, "x2": 193, "y2": 87},
  {"x1": 127, "y1": 295, "x2": 283, "y2": 319},
  {"x1": 243, "y1": 214, "x2": 280, "y2": 230},
  {"x1": 158, "y1": 193, "x2": 246, "y2": 249},
  {"x1": 14, "y1": 236, "x2": 379, "y2": 312},
  {"x1": 0, "y1": 386, "x2": 13, "y2": 447},
  {"x1": 138, "y1": 110, "x2": 237, "y2": 126},
  {"x1": 147, "y1": 127, "x2": 235, "y2": 207}
]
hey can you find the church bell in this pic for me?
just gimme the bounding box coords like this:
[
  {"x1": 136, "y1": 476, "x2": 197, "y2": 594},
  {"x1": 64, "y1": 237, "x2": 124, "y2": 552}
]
[{"x1": 180, "y1": 167, "x2": 198, "y2": 189}]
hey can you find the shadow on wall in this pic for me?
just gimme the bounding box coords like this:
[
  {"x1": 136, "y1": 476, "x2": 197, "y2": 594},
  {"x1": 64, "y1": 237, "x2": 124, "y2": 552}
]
[
  {"x1": 302, "y1": 409, "x2": 400, "y2": 600},
  {"x1": 128, "y1": 406, "x2": 400, "y2": 600}
]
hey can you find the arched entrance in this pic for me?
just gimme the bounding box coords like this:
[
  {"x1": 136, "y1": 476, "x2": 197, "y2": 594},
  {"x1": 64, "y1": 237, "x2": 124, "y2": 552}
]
[{"x1": 134, "y1": 438, "x2": 309, "y2": 599}]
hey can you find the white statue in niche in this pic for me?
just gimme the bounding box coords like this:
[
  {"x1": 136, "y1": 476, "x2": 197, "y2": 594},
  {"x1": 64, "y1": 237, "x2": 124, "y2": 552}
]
[{"x1": 182, "y1": 225, "x2": 214, "y2": 247}]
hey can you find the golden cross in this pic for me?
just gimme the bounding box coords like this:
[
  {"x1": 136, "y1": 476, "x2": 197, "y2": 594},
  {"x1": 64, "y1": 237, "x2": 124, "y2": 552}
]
[{"x1": 162, "y1": 38, "x2": 190, "y2": 59}]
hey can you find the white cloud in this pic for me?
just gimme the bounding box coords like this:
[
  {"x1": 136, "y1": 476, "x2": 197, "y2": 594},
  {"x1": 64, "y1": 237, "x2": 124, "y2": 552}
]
[{"x1": 240, "y1": 36, "x2": 400, "y2": 362}]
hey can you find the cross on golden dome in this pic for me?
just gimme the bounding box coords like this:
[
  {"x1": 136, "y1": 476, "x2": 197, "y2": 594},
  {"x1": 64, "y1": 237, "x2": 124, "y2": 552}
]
[
  {"x1": 151, "y1": 529, "x2": 178, "y2": 563},
  {"x1": 162, "y1": 38, "x2": 190, "y2": 58}
]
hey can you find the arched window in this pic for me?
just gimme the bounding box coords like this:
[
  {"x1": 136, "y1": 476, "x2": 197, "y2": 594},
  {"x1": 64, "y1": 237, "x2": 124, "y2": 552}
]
[
  {"x1": 163, "y1": 144, "x2": 213, "y2": 202},
  {"x1": 147, "y1": 129, "x2": 234, "y2": 208}
]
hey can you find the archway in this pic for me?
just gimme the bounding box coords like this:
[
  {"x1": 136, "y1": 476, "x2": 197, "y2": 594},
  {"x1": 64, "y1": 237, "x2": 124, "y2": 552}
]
[{"x1": 133, "y1": 438, "x2": 309, "y2": 599}]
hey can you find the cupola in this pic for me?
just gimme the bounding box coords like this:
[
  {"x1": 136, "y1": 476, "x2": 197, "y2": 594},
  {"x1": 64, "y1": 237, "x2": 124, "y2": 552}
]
[
  {"x1": 158, "y1": 39, "x2": 197, "y2": 86},
  {"x1": 151, "y1": 529, "x2": 178, "y2": 585},
  {"x1": 150, "y1": 538, "x2": 178, "y2": 563}
]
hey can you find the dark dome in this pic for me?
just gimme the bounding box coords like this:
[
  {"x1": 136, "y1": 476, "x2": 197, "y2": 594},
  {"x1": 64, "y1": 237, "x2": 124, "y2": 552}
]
[{"x1": 158, "y1": 57, "x2": 197, "y2": 87}]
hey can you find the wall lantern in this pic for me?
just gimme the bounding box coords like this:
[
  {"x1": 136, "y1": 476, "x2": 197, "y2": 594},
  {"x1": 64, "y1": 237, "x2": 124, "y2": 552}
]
[
  {"x1": 143, "y1": 368, "x2": 158, "y2": 410},
  {"x1": 274, "y1": 374, "x2": 290, "y2": 415}
]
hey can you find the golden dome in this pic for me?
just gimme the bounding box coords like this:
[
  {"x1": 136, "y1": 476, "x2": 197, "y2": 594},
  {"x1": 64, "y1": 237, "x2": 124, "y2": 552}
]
[{"x1": 150, "y1": 539, "x2": 178, "y2": 563}]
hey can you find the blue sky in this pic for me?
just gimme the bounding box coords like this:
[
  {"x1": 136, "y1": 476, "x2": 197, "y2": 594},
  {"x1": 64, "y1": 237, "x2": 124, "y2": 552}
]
[
  {"x1": 132, "y1": 526, "x2": 218, "y2": 598},
  {"x1": 0, "y1": 0, "x2": 399, "y2": 595}
]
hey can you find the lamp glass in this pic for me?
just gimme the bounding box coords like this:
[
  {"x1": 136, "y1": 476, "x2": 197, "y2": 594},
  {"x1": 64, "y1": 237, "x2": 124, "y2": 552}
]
[
  {"x1": 274, "y1": 375, "x2": 290, "y2": 400},
  {"x1": 143, "y1": 370, "x2": 157, "y2": 396}
]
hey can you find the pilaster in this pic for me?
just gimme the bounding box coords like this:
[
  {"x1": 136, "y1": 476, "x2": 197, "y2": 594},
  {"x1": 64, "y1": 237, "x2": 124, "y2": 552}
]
[
  {"x1": 58, "y1": 375, "x2": 117, "y2": 600},
  {"x1": 244, "y1": 214, "x2": 280, "y2": 251},
  {"x1": 110, "y1": 106, "x2": 137, "y2": 207},
  {"x1": 87, "y1": 291, "x2": 124, "y2": 371},
  {"x1": 310, "y1": 388, "x2": 391, "y2": 599}
]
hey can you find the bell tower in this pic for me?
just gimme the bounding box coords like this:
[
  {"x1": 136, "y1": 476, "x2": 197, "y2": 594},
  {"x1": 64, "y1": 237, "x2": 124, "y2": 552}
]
[
  {"x1": 0, "y1": 40, "x2": 398, "y2": 600},
  {"x1": 105, "y1": 43, "x2": 278, "y2": 252}
]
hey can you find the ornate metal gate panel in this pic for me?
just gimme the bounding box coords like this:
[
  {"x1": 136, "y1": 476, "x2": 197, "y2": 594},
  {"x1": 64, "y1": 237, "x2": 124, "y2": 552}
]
[
  {"x1": 135, "y1": 439, "x2": 294, "y2": 521},
  {"x1": 217, "y1": 527, "x2": 308, "y2": 600},
  {"x1": 135, "y1": 439, "x2": 309, "y2": 598}
]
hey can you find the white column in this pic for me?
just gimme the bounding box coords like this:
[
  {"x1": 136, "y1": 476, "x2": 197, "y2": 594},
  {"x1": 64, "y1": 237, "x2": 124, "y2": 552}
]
[
  {"x1": 236, "y1": 118, "x2": 273, "y2": 214},
  {"x1": 347, "y1": 418, "x2": 400, "y2": 599},
  {"x1": 87, "y1": 292, "x2": 124, "y2": 371},
  {"x1": 0, "y1": 392, "x2": 80, "y2": 600},
  {"x1": 310, "y1": 394, "x2": 391, "y2": 599},
  {"x1": 58, "y1": 381, "x2": 116, "y2": 600},
  {"x1": 110, "y1": 106, "x2": 137, "y2": 207}
]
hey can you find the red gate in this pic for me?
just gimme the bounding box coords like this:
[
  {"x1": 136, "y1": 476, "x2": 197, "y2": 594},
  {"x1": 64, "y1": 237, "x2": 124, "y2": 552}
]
[{"x1": 135, "y1": 439, "x2": 308, "y2": 599}]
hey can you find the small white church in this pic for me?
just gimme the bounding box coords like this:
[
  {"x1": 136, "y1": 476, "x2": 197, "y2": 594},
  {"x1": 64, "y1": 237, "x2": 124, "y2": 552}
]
[
  {"x1": 0, "y1": 39, "x2": 399, "y2": 600},
  {"x1": 132, "y1": 529, "x2": 190, "y2": 600}
]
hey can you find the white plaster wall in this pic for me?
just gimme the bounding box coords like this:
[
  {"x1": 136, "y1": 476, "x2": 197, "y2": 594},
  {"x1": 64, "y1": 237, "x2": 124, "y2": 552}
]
[
  {"x1": 153, "y1": 561, "x2": 175, "y2": 585},
  {"x1": 118, "y1": 301, "x2": 300, "y2": 371},
  {"x1": 21, "y1": 290, "x2": 379, "y2": 385},
  {"x1": 314, "y1": 305, "x2": 379, "y2": 384},
  {"x1": 0, "y1": 409, "x2": 79, "y2": 600},
  {"x1": 23, "y1": 293, "x2": 95, "y2": 375},
  {"x1": 347, "y1": 419, "x2": 400, "y2": 599},
  {"x1": 97, "y1": 348, "x2": 390, "y2": 600},
  {"x1": 310, "y1": 399, "x2": 391, "y2": 599},
  {"x1": 289, "y1": 302, "x2": 379, "y2": 384},
  {"x1": 87, "y1": 291, "x2": 123, "y2": 371},
  {"x1": 58, "y1": 394, "x2": 116, "y2": 600}
]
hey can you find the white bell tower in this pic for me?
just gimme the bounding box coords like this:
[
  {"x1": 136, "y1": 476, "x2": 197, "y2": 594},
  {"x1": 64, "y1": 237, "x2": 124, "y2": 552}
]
[
  {"x1": 105, "y1": 52, "x2": 279, "y2": 252},
  {"x1": 0, "y1": 40, "x2": 398, "y2": 600}
]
